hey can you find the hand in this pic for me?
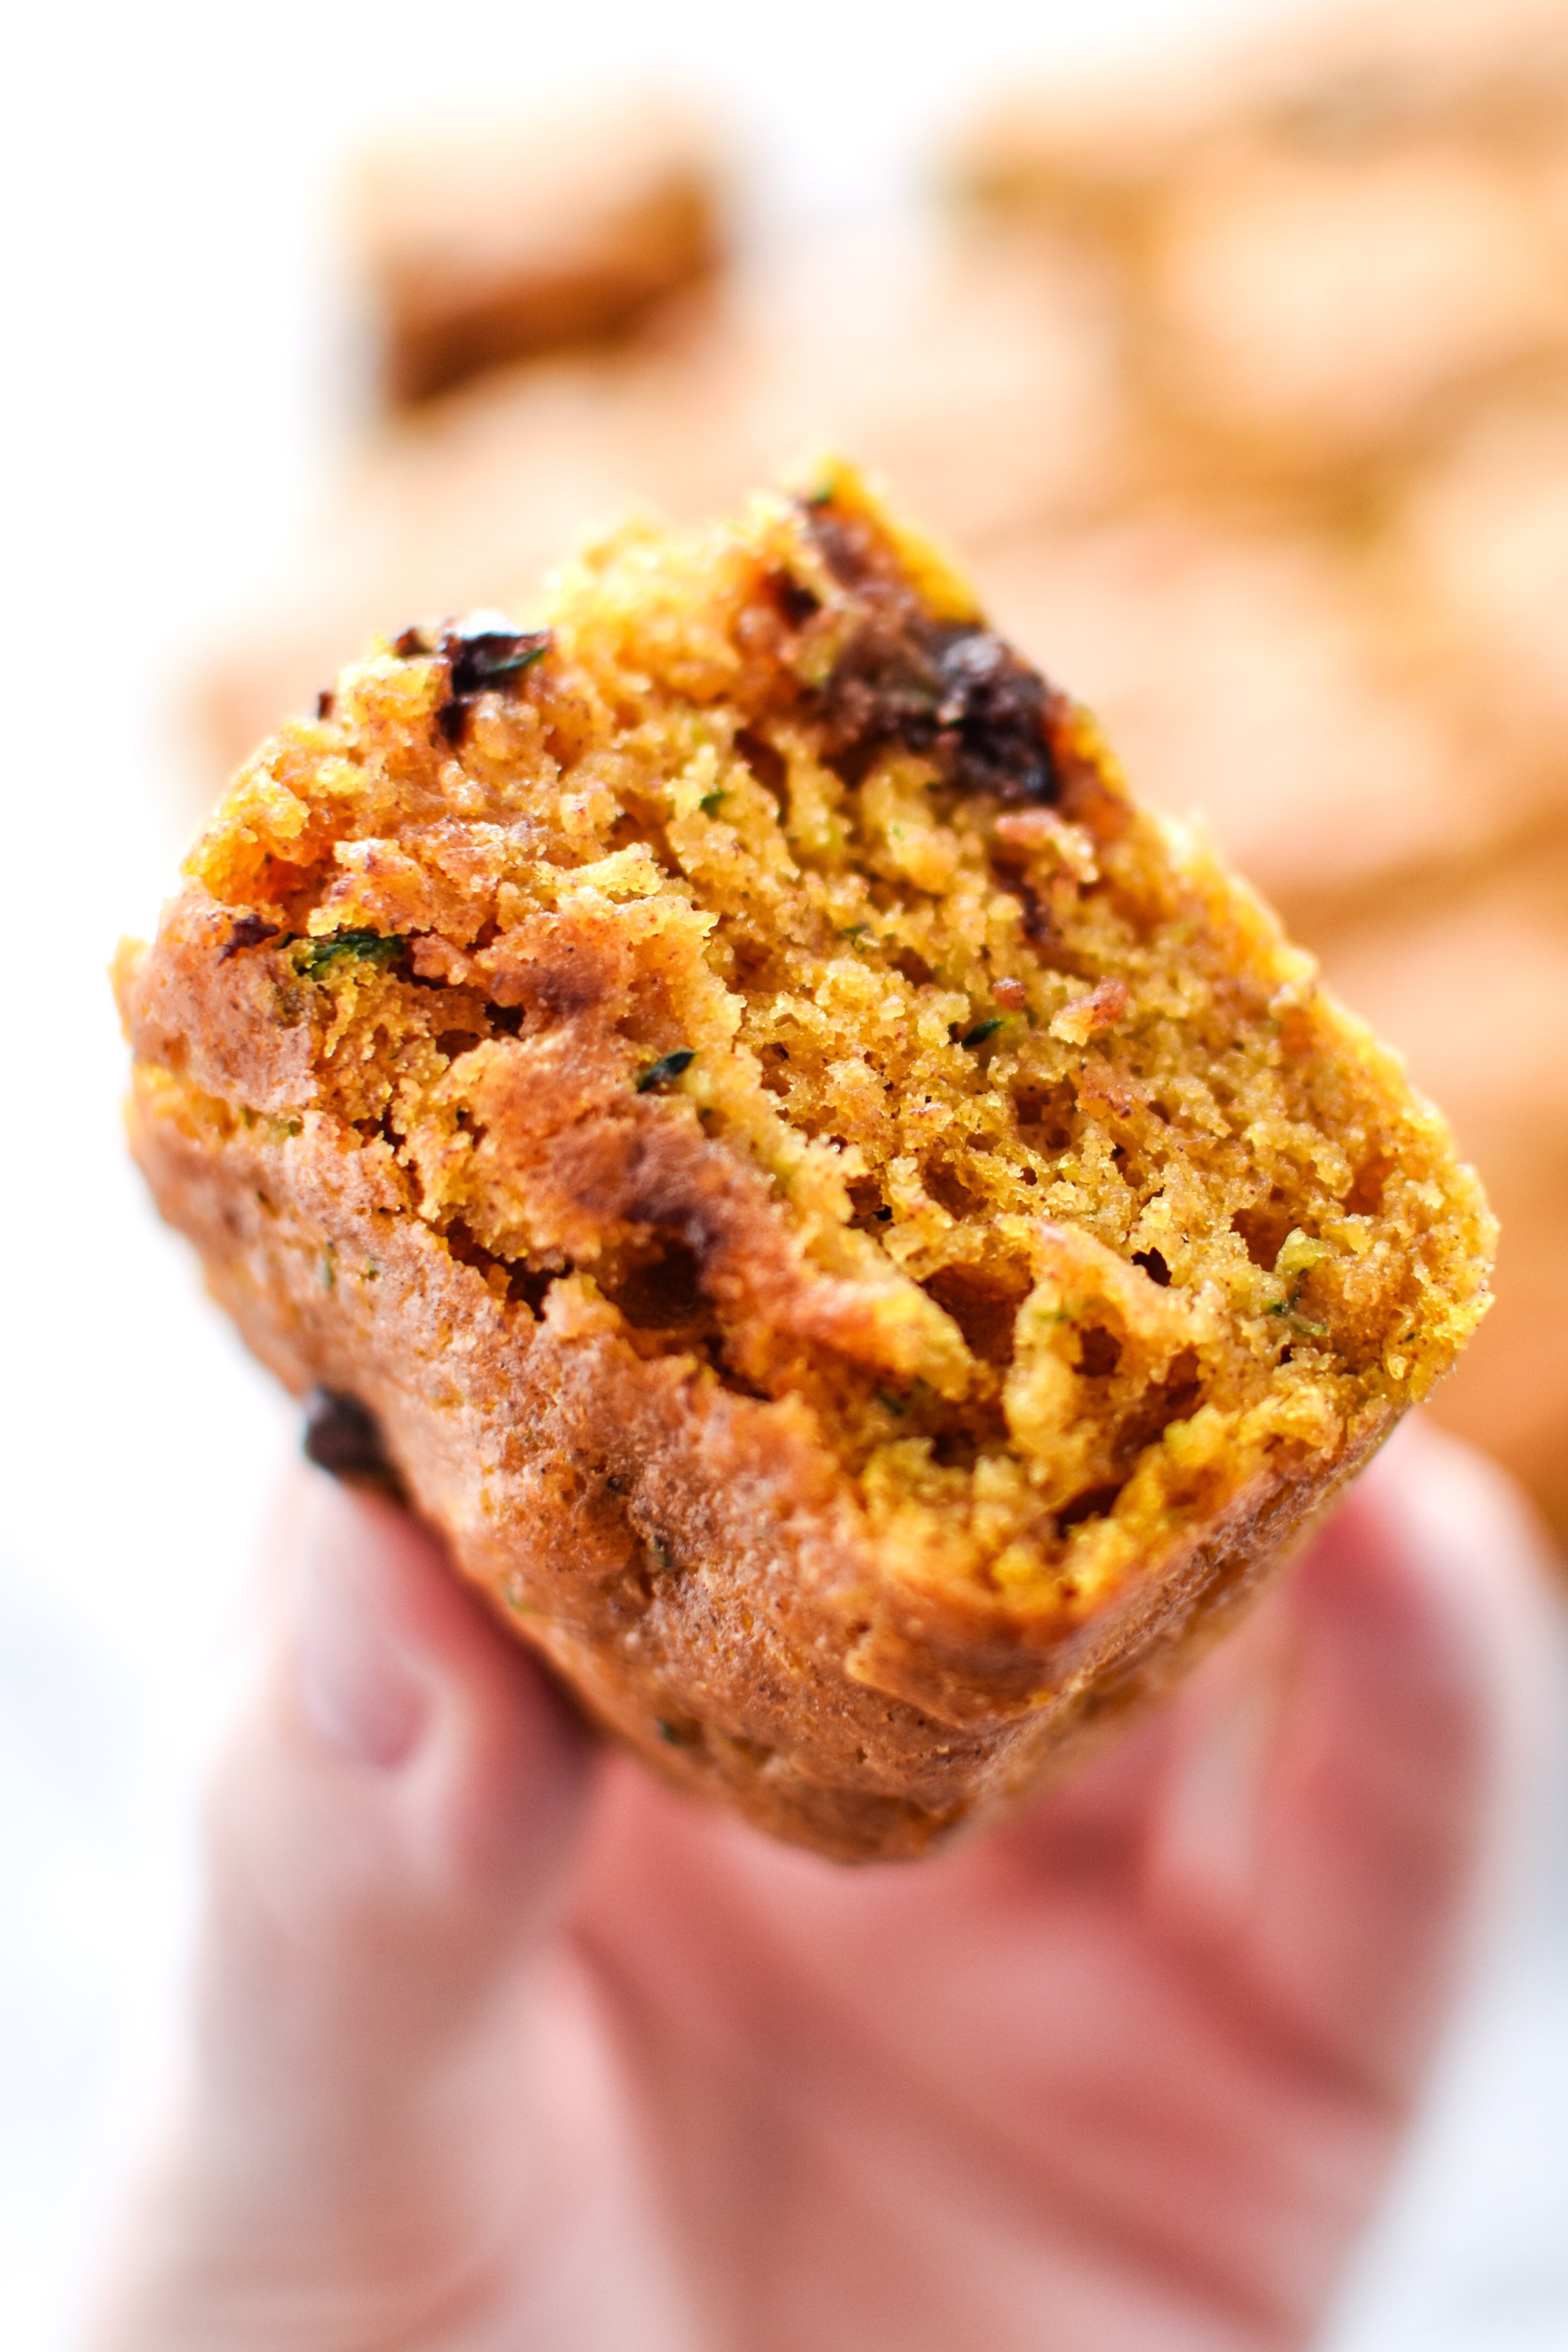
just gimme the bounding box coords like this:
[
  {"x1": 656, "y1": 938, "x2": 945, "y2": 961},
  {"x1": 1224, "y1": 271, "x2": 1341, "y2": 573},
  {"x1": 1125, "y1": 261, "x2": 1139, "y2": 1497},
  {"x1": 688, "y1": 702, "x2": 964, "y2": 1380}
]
[{"x1": 80, "y1": 1420, "x2": 1550, "y2": 2352}]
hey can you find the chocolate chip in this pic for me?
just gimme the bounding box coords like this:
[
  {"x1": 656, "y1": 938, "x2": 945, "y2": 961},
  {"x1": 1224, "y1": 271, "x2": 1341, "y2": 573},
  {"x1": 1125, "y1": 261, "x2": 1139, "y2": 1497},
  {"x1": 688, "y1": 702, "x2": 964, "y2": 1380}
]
[
  {"x1": 428, "y1": 617, "x2": 552, "y2": 750},
  {"x1": 393, "y1": 625, "x2": 432, "y2": 658},
  {"x1": 315, "y1": 688, "x2": 335, "y2": 720},
  {"x1": 798, "y1": 503, "x2": 1058, "y2": 804},
  {"x1": 218, "y1": 914, "x2": 283, "y2": 962},
  {"x1": 439, "y1": 617, "x2": 552, "y2": 699},
  {"x1": 302, "y1": 1387, "x2": 404, "y2": 1498},
  {"x1": 765, "y1": 567, "x2": 822, "y2": 629},
  {"x1": 932, "y1": 627, "x2": 1058, "y2": 803}
]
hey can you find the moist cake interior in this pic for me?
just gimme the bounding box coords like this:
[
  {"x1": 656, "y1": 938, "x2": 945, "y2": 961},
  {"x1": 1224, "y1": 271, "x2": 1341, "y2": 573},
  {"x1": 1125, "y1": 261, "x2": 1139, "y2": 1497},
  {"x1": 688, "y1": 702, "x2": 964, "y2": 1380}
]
[{"x1": 149, "y1": 462, "x2": 1489, "y2": 1624}]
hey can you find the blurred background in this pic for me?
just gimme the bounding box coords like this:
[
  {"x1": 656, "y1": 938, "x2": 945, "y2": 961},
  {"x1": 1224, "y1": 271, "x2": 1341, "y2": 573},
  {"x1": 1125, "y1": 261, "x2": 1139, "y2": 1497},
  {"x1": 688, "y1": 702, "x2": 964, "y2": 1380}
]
[{"x1": 4, "y1": 0, "x2": 1568, "y2": 2342}]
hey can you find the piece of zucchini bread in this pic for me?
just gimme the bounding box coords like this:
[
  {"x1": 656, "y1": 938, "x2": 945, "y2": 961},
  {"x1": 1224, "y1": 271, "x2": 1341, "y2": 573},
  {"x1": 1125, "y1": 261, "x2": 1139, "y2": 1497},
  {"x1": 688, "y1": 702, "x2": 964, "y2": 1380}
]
[{"x1": 118, "y1": 462, "x2": 1492, "y2": 1858}]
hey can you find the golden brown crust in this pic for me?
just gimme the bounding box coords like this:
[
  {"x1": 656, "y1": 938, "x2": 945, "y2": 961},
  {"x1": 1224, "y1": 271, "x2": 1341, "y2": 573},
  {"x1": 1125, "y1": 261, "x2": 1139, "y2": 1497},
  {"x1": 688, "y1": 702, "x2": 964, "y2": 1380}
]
[
  {"x1": 123, "y1": 1051, "x2": 1384, "y2": 1858},
  {"x1": 126, "y1": 470, "x2": 1491, "y2": 1857}
]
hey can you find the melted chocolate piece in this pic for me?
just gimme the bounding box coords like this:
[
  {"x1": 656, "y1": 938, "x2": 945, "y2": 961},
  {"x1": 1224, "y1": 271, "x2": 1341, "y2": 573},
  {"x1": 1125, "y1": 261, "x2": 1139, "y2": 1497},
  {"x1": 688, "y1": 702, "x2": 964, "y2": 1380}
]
[
  {"x1": 302, "y1": 1387, "x2": 405, "y2": 1499},
  {"x1": 440, "y1": 617, "x2": 553, "y2": 699},
  {"x1": 818, "y1": 611, "x2": 1059, "y2": 803},
  {"x1": 432, "y1": 616, "x2": 553, "y2": 749},
  {"x1": 800, "y1": 501, "x2": 1058, "y2": 804},
  {"x1": 218, "y1": 914, "x2": 283, "y2": 962},
  {"x1": 764, "y1": 567, "x2": 822, "y2": 629}
]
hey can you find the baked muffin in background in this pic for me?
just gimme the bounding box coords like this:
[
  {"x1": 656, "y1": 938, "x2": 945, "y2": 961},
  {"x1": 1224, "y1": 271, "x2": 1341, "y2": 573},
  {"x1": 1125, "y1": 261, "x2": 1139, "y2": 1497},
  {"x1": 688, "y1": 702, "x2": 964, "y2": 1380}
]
[
  {"x1": 949, "y1": 0, "x2": 1568, "y2": 916},
  {"x1": 351, "y1": 90, "x2": 729, "y2": 407},
  {"x1": 952, "y1": 0, "x2": 1568, "y2": 491}
]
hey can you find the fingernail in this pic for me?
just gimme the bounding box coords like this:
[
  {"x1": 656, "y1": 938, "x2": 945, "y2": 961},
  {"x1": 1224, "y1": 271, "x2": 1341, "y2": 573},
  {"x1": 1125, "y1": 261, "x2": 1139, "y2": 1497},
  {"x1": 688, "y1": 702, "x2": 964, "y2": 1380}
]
[{"x1": 298, "y1": 1479, "x2": 429, "y2": 1768}]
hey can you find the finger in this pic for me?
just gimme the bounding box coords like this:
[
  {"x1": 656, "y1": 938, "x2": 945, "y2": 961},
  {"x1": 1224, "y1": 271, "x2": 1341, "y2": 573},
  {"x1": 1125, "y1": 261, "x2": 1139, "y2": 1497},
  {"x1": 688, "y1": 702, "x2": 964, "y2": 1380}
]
[
  {"x1": 1146, "y1": 1418, "x2": 1555, "y2": 2099},
  {"x1": 83, "y1": 1470, "x2": 595, "y2": 2351}
]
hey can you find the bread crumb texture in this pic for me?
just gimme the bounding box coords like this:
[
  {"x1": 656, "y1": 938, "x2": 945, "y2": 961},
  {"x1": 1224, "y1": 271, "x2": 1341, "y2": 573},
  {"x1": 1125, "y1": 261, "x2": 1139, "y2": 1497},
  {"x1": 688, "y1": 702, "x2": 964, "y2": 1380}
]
[{"x1": 119, "y1": 463, "x2": 1492, "y2": 1857}]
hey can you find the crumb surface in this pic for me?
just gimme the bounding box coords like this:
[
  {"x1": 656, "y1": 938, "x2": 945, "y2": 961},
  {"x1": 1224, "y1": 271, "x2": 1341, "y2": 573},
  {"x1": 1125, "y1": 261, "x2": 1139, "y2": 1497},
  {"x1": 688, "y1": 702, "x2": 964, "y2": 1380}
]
[{"x1": 121, "y1": 464, "x2": 1492, "y2": 1855}]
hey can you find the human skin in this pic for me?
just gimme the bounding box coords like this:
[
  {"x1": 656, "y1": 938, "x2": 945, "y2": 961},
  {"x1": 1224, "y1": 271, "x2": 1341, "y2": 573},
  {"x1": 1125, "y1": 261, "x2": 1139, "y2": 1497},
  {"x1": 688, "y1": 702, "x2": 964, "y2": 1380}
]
[{"x1": 79, "y1": 1419, "x2": 1550, "y2": 2352}]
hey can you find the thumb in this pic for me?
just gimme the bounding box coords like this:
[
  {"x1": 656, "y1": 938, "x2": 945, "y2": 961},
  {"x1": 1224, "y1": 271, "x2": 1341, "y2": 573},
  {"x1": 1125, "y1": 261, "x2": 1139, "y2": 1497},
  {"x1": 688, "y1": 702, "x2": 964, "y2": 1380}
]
[{"x1": 83, "y1": 1469, "x2": 594, "y2": 2352}]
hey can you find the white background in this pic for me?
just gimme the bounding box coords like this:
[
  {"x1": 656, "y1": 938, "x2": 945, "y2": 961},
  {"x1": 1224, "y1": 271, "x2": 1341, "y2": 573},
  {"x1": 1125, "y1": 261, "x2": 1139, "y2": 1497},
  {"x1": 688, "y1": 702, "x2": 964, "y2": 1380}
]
[{"x1": 1, "y1": 1, "x2": 1565, "y2": 2344}]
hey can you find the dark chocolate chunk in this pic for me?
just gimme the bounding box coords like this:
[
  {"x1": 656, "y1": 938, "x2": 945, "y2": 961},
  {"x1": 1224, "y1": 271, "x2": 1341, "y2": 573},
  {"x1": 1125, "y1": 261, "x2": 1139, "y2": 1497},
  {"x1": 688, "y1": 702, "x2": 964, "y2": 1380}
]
[
  {"x1": 302, "y1": 1387, "x2": 405, "y2": 1498},
  {"x1": 218, "y1": 913, "x2": 283, "y2": 962},
  {"x1": 765, "y1": 567, "x2": 822, "y2": 629},
  {"x1": 439, "y1": 618, "x2": 552, "y2": 699},
  {"x1": 819, "y1": 616, "x2": 1057, "y2": 802},
  {"x1": 315, "y1": 688, "x2": 335, "y2": 720},
  {"x1": 430, "y1": 617, "x2": 552, "y2": 749},
  {"x1": 393, "y1": 625, "x2": 432, "y2": 658},
  {"x1": 799, "y1": 501, "x2": 1058, "y2": 804},
  {"x1": 636, "y1": 1047, "x2": 696, "y2": 1093},
  {"x1": 933, "y1": 626, "x2": 1059, "y2": 803}
]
